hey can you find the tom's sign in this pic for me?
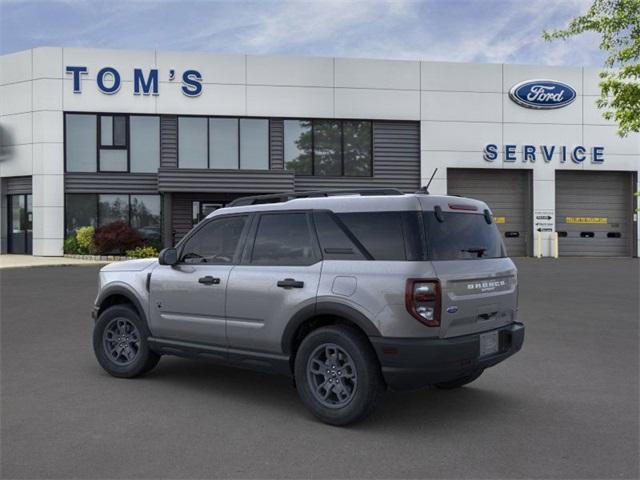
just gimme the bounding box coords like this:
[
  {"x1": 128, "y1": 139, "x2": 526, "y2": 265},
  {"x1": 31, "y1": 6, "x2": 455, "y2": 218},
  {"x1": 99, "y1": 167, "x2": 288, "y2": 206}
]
[
  {"x1": 509, "y1": 79, "x2": 576, "y2": 109},
  {"x1": 65, "y1": 66, "x2": 203, "y2": 97}
]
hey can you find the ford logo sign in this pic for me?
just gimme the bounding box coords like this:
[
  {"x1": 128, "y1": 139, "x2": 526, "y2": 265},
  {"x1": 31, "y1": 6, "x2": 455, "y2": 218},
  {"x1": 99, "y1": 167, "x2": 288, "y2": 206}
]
[{"x1": 509, "y1": 79, "x2": 577, "y2": 109}]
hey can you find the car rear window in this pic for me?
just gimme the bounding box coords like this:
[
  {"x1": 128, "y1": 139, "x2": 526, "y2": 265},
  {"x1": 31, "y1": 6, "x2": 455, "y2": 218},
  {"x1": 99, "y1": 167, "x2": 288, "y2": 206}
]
[
  {"x1": 423, "y1": 211, "x2": 505, "y2": 260},
  {"x1": 336, "y1": 212, "x2": 407, "y2": 261}
]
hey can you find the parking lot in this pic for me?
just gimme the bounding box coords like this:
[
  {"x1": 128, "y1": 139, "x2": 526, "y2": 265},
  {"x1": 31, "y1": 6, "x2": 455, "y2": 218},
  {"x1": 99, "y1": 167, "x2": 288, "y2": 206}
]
[{"x1": 1, "y1": 258, "x2": 638, "y2": 479}]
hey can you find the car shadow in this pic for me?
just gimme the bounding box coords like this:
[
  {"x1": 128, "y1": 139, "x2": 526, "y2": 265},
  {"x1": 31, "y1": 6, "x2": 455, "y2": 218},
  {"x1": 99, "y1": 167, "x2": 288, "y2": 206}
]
[{"x1": 131, "y1": 356, "x2": 525, "y2": 431}]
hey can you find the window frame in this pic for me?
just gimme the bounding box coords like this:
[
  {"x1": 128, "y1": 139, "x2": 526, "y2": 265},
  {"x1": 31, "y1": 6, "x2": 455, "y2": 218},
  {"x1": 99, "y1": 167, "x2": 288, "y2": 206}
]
[
  {"x1": 284, "y1": 118, "x2": 373, "y2": 177},
  {"x1": 177, "y1": 115, "x2": 271, "y2": 170},
  {"x1": 63, "y1": 112, "x2": 161, "y2": 174},
  {"x1": 240, "y1": 210, "x2": 322, "y2": 267},
  {"x1": 175, "y1": 213, "x2": 252, "y2": 265}
]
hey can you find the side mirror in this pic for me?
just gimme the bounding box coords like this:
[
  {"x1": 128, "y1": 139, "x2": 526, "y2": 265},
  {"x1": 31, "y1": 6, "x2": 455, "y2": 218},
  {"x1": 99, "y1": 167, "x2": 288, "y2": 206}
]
[{"x1": 158, "y1": 247, "x2": 178, "y2": 266}]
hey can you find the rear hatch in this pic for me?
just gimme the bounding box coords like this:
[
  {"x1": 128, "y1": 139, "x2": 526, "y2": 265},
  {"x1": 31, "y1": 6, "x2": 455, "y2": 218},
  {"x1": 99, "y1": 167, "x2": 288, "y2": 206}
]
[{"x1": 420, "y1": 200, "x2": 518, "y2": 338}]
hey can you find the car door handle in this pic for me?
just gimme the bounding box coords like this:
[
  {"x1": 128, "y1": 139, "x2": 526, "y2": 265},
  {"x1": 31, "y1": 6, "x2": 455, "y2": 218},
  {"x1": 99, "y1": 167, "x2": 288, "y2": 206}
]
[
  {"x1": 198, "y1": 276, "x2": 220, "y2": 285},
  {"x1": 277, "y1": 278, "x2": 304, "y2": 289}
]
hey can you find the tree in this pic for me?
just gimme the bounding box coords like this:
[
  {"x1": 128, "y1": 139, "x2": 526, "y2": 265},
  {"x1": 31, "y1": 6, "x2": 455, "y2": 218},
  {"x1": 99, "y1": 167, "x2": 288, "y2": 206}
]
[{"x1": 543, "y1": 0, "x2": 640, "y2": 137}]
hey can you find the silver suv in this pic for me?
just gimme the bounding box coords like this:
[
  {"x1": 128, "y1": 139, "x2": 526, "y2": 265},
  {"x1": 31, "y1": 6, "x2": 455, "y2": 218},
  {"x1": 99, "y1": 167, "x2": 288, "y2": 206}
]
[{"x1": 92, "y1": 189, "x2": 525, "y2": 425}]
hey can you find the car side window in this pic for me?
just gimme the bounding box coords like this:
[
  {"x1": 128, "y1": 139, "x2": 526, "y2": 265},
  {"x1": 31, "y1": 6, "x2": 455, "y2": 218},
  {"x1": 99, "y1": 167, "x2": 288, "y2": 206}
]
[
  {"x1": 250, "y1": 213, "x2": 318, "y2": 266},
  {"x1": 180, "y1": 215, "x2": 248, "y2": 264}
]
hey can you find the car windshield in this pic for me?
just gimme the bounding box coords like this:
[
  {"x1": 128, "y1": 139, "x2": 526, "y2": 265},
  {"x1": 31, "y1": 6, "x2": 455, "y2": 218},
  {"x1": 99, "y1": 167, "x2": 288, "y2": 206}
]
[{"x1": 423, "y1": 211, "x2": 506, "y2": 260}]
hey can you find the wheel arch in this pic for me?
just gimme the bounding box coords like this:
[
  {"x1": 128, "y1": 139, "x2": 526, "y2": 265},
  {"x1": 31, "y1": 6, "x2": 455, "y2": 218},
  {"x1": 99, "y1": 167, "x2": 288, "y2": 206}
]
[{"x1": 96, "y1": 285, "x2": 147, "y2": 326}]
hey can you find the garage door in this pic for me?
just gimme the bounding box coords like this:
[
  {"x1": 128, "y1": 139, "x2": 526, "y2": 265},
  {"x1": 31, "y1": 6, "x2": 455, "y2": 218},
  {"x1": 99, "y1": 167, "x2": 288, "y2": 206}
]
[
  {"x1": 556, "y1": 171, "x2": 633, "y2": 257},
  {"x1": 448, "y1": 169, "x2": 531, "y2": 257}
]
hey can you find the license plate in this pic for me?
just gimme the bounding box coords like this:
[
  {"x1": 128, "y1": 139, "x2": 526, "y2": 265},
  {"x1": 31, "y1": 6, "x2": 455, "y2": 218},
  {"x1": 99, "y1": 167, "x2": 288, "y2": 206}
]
[{"x1": 479, "y1": 331, "x2": 499, "y2": 357}]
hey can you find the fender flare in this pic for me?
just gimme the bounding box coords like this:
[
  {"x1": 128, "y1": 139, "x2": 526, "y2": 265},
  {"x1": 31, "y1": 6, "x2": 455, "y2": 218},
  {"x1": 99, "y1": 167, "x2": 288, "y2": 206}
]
[
  {"x1": 95, "y1": 284, "x2": 147, "y2": 324},
  {"x1": 281, "y1": 301, "x2": 381, "y2": 354}
]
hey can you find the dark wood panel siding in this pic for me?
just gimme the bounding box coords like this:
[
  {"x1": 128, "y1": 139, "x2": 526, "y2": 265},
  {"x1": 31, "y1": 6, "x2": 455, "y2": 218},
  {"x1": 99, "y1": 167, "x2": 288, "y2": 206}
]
[
  {"x1": 158, "y1": 169, "x2": 295, "y2": 193},
  {"x1": 64, "y1": 173, "x2": 158, "y2": 193},
  {"x1": 171, "y1": 195, "x2": 194, "y2": 243},
  {"x1": 160, "y1": 115, "x2": 178, "y2": 169},
  {"x1": 294, "y1": 121, "x2": 420, "y2": 193},
  {"x1": 270, "y1": 119, "x2": 284, "y2": 169},
  {"x1": 5, "y1": 176, "x2": 32, "y2": 195}
]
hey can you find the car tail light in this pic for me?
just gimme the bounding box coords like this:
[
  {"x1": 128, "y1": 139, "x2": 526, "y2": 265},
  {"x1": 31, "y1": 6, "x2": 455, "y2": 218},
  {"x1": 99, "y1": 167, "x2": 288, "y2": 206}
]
[{"x1": 405, "y1": 279, "x2": 441, "y2": 327}]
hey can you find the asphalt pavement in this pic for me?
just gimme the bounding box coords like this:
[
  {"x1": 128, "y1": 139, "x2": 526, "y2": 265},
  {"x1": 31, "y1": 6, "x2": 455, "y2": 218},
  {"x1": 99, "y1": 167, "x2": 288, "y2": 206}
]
[{"x1": 1, "y1": 258, "x2": 638, "y2": 479}]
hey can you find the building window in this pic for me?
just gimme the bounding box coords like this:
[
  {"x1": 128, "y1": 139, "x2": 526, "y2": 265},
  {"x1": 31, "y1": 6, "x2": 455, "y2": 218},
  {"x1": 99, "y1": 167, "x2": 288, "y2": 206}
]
[
  {"x1": 65, "y1": 113, "x2": 159, "y2": 173},
  {"x1": 178, "y1": 116, "x2": 269, "y2": 170},
  {"x1": 178, "y1": 117, "x2": 208, "y2": 169},
  {"x1": 284, "y1": 119, "x2": 372, "y2": 177},
  {"x1": 65, "y1": 193, "x2": 161, "y2": 246},
  {"x1": 65, "y1": 114, "x2": 97, "y2": 172}
]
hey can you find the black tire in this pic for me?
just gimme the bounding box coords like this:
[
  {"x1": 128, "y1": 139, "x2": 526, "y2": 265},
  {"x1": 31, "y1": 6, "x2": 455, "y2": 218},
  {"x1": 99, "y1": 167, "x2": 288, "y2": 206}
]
[
  {"x1": 294, "y1": 325, "x2": 383, "y2": 426},
  {"x1": 93, "y1": 304, "x2": 160, "y2": 378},
  {"x1": 434, "y1": 369, "x2": 483, "y2": 389}
]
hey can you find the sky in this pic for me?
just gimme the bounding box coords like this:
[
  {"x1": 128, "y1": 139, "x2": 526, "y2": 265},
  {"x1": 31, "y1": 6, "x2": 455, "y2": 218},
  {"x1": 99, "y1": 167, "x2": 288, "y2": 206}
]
[{"x1": 0, "y1": 0, "x2": 605, "y2": 66}]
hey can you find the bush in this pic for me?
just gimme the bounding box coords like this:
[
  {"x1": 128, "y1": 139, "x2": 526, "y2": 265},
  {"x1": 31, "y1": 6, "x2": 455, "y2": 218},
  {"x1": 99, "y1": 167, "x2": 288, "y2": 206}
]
[
  {"x1": 63, "y1": 235, "x2": 79, "y2": 254},
  {"x1": 126, "y1": 245, "x2": 159, "y2": 259},
  {"x1": 94, "y1": 221, "x2": 143, "y2": 255},
  {"x1": 75, "y1": 226, "x2": 96, "y2": 255}
]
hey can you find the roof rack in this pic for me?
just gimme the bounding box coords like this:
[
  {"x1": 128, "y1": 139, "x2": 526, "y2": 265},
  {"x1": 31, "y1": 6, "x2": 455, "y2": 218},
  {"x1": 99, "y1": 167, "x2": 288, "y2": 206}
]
[{"x1": 227, "y1": 188, "x2": 405, "y2": 207}]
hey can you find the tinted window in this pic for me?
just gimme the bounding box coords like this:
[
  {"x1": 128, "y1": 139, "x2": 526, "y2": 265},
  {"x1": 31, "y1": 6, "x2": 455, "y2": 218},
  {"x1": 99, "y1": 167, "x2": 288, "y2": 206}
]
[
  {"x1": 178, "y1": 117, "x2": 207, "y2": 168},
  {"x1": 314, "y1": 120, "x2": 341, "y2": 176},
  {"x1": 251, "y1": 213, "x2": 316, "y2": 266},
  {"x1": 181, "y1": 216, "x2": 248, "y2": 264},
  {"x1": 65, "y1": 114, "x2": 97, "y2": 172},
  {"x1": 424, "y1": 212, "x2": 505, "y2": 260},
  {"x1": 65, "y1": 194, "x2": 97, "y2": 236},
  {"x1": 240, "y1": 119, "x2": 268, "y2": 170},
  {"x1": 337, "y1": 212, "x2": 406, "y2": 260},
  {"x1": 284, "y1": 120, "x2": 312, "y2": 174},
  {"x1": 343, "y1": 121, "x2": 371, "y2": 176},
  {"x1": 130, "y1": 116, "x2": 160, "y2": 173},
  {"x1": 98, "y1": 195, "x2": 129, "y2": 225},
  {"x1": 210, "y1": 118, "x2": 239, "y2": 169},
  {"x1": 99, "y1": 149, "x2": 127, "y2": 171},
  {"x1": 313, "y1": 211, "x2": 365, "y2": 260},
  {"x1": 130, "y1": 195, "x2": 161, "y2": 246}
]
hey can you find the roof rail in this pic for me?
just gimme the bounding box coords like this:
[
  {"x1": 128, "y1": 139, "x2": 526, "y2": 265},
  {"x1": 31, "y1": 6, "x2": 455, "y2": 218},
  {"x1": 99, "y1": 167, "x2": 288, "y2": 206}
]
[{"x1": 227, "y1": 188, "x2": 405, "y2": 207}]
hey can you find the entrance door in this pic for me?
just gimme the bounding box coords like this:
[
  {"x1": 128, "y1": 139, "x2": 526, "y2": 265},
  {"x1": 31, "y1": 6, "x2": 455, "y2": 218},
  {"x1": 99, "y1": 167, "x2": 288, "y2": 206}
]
[{"x1": 8, "y1": 194, "x2": 32, "y2": 254}]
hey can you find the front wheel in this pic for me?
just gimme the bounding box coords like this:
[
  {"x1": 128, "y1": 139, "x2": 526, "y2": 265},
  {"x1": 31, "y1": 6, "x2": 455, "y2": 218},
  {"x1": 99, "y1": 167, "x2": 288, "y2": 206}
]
[
  {"x1": 93, "y1": 304, "x2": 160, "y2": 378},
  {"x1": 294, "y1": 325, "x2": 383, "y2": 426}
]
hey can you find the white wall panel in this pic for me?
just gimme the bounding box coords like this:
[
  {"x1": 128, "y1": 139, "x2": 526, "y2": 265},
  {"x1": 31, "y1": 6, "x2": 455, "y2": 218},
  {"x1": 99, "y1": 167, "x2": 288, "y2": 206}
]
[
  {"x1": 583, "y1": 67, "x2": 603, "y2": 96},
  {"x1": 584, "y1": 125, "x2": 640, "y2": 156},
  {"x1": 63, "y1": 79, "x2": 157, "y2": 113},
  {"x1": 32, "y1": 143, "x2": 64, "y2": 175},
  {"x1": 0, "y1": 112, "x2": 32, "y2": 146},
  {"x1": 421, "y1": 91, "x2": 501, "y2": 122},
  {"x1": 159, "y1": 82, "x2": 245, "y2": 116},
  {"x1": 0, "y1": 82, "x2": 32, "y2": 115},
  {"x1": 503, "y1": 123, "x2": 582, "y2": 151},
  {"x1": 33, "y1": 79, "x2": 63, "y2": 111},
  {"x1": 0, "y1": 145, "x2": 33, "y2": 176},
  {"x1": 33, "y1": 47, "x2": 63, "y2": 80},
  {"x1": 583, "y1": 96, "x2": 616, "y2": 126},
  {"x1": 62, "y1": 48, "x2": 156, "y2": 81},
  {"x1": 503, "y1": 93, "x2": 582, "y2": 125},
  {"x1": 32, "y1": 236, "x2": 64, "y2": 256},
  {"x1": 32, "y1": 111, "x2": 63, "y2": 144},
  {"x1": 32, "y1": 204, "x2": 64, "y2": 239},
  {"x1": 247, "y1": 86, "x2": 332, "y2": 118},
  {"x1": 0, "y1": 50, "x2": 32, "y2": 85},
  {"x1": 157, "y1": 51, "x2": 245, "y2": 85},
  {"x1": 421, "y1": 121, "x2": 501, "y2": 151},
  {"x1": 335, "y1": 58, "x2": 419, "y2": 90},
  {"x1": 247, "y1": 55, "x2": 333, "y2": 87},
  {"x1": 32, "y1": 174, "x2": 63, "y2": 208},
  {"x1": 335, "y1": 88, "x2": 419, "y2": 120},
  {"x1": 421, "y1": 61, "x2": 502, "y2": 92},
  {"x1": 503, "y1": 64, "x2": 582, "y2": 95}
]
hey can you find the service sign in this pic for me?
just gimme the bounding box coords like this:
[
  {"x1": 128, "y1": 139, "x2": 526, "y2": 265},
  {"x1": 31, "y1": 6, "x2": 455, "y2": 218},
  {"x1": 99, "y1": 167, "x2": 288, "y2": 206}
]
[
  {"x1": 509, "y1": 79, "x2": 577, "y2": 109},
  {"x1": 534, "y1": 209, "x2": 555, "y2": 232}
]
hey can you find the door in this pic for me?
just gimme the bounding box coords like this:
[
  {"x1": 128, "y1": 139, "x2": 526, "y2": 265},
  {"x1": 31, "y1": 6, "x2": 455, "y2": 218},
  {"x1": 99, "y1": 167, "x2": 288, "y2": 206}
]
[
  {"x1": 447, "y1": 169, "x2": 531, "y2": 257},
  {"x1": 556, "y1": 171, "x2": 633, "y2": 256},
  {"x1": 148, "y1": 214, "x2": 250, "y2": 346},
  {"x1": 8, "y1": 194, "x2": 32, "y2": 254},
  {"x1": 226, "y1": 212, "x2": 322, "y2": 354}
]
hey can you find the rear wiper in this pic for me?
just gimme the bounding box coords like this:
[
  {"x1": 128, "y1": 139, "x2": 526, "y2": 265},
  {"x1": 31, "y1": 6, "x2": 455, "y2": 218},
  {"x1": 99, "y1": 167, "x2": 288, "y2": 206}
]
[{"x1": 461, "y1": 247, "x2": 486, "y2": 258}]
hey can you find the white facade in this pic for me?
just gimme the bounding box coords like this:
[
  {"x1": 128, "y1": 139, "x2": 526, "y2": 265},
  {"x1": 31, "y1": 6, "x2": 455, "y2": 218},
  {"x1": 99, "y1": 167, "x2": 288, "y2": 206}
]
[{"x1": 1, "y1": 47, "x2": 638, "y2": 257}]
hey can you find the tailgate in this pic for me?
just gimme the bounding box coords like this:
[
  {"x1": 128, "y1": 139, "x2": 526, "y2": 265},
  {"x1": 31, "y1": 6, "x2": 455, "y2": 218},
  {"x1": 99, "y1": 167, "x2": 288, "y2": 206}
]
[{"x1": 432, "y1": 258, "x2": 518, "y2": 338}]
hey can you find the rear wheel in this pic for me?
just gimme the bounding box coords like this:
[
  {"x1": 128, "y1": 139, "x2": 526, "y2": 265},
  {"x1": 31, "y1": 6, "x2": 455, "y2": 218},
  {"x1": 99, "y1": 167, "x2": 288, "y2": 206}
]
[
  {"x1": 93, "y1": 304, "x2": 160, "y2": 378},
  {"x1": 294, "y1": 325, "x2": 383, "y2": 426},
  {"x1": 434, "y1": 369, "x2": 483, "y2": 389}
]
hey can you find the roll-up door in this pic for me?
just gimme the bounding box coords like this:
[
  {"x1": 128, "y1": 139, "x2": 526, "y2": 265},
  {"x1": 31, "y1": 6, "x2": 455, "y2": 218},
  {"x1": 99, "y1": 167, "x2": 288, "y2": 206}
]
[
  {"x1": 447, "y1": 169, "x2": 531, "y2": 257},
  {"x1": 555, "y1": 171, "x2": 633, "y2": 257}
]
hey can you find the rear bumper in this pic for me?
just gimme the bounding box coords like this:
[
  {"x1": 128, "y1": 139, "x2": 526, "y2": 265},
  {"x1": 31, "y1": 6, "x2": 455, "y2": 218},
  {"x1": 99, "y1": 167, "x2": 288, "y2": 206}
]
[{"x1": 370, "y1": 323, "x2": 525, "y2": 391}]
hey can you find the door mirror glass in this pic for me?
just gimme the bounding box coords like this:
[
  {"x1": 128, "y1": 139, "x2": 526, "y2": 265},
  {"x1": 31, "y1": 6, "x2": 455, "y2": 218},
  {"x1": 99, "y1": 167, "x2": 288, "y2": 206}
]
[{"x1": 158, "y1": 247, "x2": 178, "y2": 266}]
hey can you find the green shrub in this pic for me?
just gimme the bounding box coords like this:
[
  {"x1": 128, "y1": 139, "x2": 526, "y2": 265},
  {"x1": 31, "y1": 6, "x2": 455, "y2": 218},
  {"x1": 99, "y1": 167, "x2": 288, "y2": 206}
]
[
  {"x1": 63, "y1": 235, "x2": 79, "y2": 254},
  {"x1": 125, "y1": 245, "x2": 159, "y2": 258},
  {"x1": 75, "y1": 226, "x2": 96, "y2": 255}
]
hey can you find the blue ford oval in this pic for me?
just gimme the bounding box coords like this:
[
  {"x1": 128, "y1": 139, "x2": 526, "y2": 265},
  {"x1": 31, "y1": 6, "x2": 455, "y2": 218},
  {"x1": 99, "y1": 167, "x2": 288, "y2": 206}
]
[{"x1": 509, "y1": 79, "x2": 577, "y2": 109}]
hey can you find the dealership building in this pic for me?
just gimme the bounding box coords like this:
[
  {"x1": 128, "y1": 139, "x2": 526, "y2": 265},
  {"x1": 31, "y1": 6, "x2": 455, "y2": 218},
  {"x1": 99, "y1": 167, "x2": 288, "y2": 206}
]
[{"x1": 0, "y1": 47, "x2": 638, "y2": 257}]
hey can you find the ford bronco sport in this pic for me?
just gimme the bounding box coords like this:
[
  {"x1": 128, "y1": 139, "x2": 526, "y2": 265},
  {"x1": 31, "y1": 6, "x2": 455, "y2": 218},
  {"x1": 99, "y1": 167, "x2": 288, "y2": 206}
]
[{"x1": 92, "y1": 189, "x2": 524, "y2": 425}]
